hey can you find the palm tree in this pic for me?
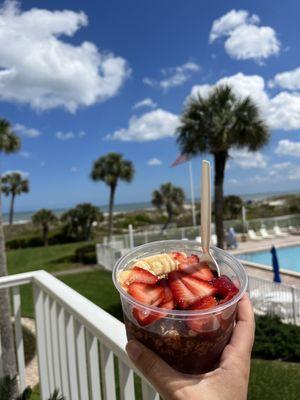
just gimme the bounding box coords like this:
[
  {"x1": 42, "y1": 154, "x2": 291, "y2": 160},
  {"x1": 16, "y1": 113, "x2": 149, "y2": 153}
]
[
  {"x1": 177, "y1": 85, "x2": 269, "y2": 248},
  {"x1": 152, "y1": 182, "x2": 185, "y2": 230},
  {"x1": 224, "y1": 195, "x2": 243, "y2": 220},
  {"x1": 0, "y1": 119, "x2": 20, "y2": 381},
  {"x1": 2, "y1": 172, "x2": 29, "y2": 225},
  {"x1": 32, "y1": 209, "x2": 57, "y2": 246},
  {"x1": 91, "y1": 153, "x2": 134, "y2": 241},
  {"x1": 61, "y1": 203, "x2": 103, "y2": 241}
]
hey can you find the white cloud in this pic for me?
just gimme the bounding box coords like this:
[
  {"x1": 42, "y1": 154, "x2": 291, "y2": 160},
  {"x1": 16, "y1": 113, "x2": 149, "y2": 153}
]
[
  {"x1": 147, "y1": 158, "x2": 162, "y2": 166},
  {"x1": 14, "y1": 123, "x2": 41, "y2": 138},
  {"x1": 78, "y1": 131, "x2": 86, "y2": 138},
  {"x1": 209, "y1": 10, "x2": 254, "y2": 42},
  {"x1": 2, "y1": 169, "x2": 29, "y2": 178},
  {"x1": 107, "y1": 109, "x2": 179, "y2": 142},
  {"x1": 144, "y1": 61, "x2": 200, "y2": 90},
  {"x1": 275, "y1": 139, "x2": 300, "y2": 158},
  {"x1": 189, "y1": 72, "x2": 300, "y2": 131},
  {"x1": 70, "y1": 166, "x2": 79, "y2": 172},
  {"x1": 0, "y1": 1, "x2": 130, "y2": 112},
  {"x1": 56, "y1": 131, "x2": 75, "y2": 140},
  {"x1": 209, "y1": 9, "x2": 280, "y2": 62},
  {"x1": 133, "y1": 98, "x2": 157, "y2": 110},
  {"x1": 20, "y1": 151, "x2": 31, "y2": 158},
  {"x1": 230, "y1": 149, "x2": 267, "y2": 168},
  {"x1": 228, "y1": 178, "x2": 238, "y2": 184},
  {"x1": 269, "y1": 67, "x2": 300, "y2": 90}
]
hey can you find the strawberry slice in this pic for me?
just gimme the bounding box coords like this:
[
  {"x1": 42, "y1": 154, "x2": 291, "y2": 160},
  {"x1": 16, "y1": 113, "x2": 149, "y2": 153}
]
[
  {"x1": 123, "y1": 267, "x2": 158, "y2": 286},
  {"x1": 128, "y1": 283, "x2": 164, "y2": 306},
  {"x1": 187, "y1": 296, "x2": 219, "y2": 333},
  {"x1": 181, "y1": 275, "x2": 217, "y2": 298},
  {"x1": 132, "y1": 308, "x2": 160, "y2": 326},
  {"x1": 189, "y1": 295, "x2": 218, "y2": 310},
  {"x1": 170, "y1": 251, "x2": 187, "y2": 263},
  {"x1": 168, "y1": 271, "x2": 197, "y2": 309},
  {"x1": 212, "y1": 275, "x2": 239, "y2": 299},
  {"x1": 159, "y1": 278, "x2": 174, "y2": 302},
  {"x1": 186, "y1": 254, "x2": 200, "y2": 264},
  {"x1": 179, "y1": 263, "x2": 214, "y2": 281}
]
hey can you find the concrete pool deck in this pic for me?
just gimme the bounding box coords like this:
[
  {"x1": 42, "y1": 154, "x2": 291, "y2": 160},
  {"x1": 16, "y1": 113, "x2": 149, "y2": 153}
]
[{"x1": 228, "y1": 235, "x2": 300, "y2": 288}]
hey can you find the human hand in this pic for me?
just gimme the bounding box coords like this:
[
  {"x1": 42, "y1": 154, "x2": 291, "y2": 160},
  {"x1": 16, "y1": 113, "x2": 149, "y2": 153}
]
[{"x1": 126, "y1": 294, "x2": 255, "y2": 400}]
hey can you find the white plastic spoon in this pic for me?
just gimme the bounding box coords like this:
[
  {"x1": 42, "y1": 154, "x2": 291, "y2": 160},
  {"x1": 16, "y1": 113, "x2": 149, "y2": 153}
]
[{"x1": 200, "y1": 160, "x2": 221, "y2": 276}]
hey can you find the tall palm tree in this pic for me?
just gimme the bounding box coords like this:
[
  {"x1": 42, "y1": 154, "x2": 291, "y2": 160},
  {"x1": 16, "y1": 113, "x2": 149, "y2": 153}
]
[
  {"x1": 0, "y1": 119, "x2": 20, "y2": 380},
  {"x1": 61, "y1": 203, "x2": 103, "y2": 241},
  {"x1": 32, "y1": 209, "x2": 57, "y2": 246},
  {"x1": 152, "y1": 182, "x2": 185, "y2": 230},
  {"x1": 177, "y1": 85, "x2": 269, "y2": 248},
  {"x1": 91, "y1": 153, "x2": 134, "y2": 241},
  {"x1": 2, "y1": 172, "x2": 29, "y2": 225}
]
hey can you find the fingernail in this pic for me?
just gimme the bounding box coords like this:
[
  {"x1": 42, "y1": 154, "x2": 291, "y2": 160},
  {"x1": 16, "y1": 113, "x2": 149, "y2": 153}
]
[{"x1": 126, "y1": 340, "x2": 142, "y2": 361}]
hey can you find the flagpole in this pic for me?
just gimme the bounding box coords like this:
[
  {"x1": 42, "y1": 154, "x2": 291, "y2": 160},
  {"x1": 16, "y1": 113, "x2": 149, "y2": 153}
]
[{"x1": 188, "y1": 160, "x2": 196, "y2": 227}]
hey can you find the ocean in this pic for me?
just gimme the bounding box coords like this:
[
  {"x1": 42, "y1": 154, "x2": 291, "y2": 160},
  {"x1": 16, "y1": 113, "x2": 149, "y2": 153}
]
[{"x1": 3, "y1": 189, "x2": 300, "y2": 224}]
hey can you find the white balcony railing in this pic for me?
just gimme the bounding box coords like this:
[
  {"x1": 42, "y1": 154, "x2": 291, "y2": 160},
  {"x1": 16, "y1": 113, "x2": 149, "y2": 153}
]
[{"x1": 0, "y1": 270, "x2": 159, "y2": 400}]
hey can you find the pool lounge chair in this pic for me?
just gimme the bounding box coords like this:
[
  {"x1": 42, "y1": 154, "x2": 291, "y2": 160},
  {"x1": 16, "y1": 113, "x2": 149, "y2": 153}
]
[
  {"x1": 248, "y1": 229, "x2": 263, "y2": 241},
  {"x1": 260, "y1": 228, "x2": 275, "y2": 239},
  {"x1": 211, "y1": 234, "x2": 217, "y2": 246},
  {"x1": 273, "y1": 226, "x2": 288, "y2": 237}
]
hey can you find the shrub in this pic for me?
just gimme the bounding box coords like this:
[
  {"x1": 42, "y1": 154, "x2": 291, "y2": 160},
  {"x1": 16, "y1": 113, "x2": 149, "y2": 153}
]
[
  {"x1": 74, "y1": 244, "x2": 97, "y2": 264},
  {"x1": 253, "y1": 315, "x2": 300, "y2": 362},
  {"x1": 6, "y1": 231, "x2": 77, "y2": 250}
]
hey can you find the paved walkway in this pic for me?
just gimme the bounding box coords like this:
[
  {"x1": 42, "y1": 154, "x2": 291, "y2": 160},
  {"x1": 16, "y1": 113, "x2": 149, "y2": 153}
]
[
  {"x1": 53, "y1": 265, "x2": 95, "y2": 277},
  {"x1": 228, "y1": 235, "x2": 300, "y2": 287},
  {"x1": 229, "y1": 234, "x2": 300, "y2": 255}
]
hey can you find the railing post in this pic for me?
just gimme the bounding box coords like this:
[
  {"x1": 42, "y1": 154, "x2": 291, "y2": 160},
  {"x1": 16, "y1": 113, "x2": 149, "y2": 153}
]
[
  {"x1": 118, "y1": 359, "x2": 135, "y2": 400},
  {"x1": 292, "y1": 287, "x2": 298, "y2": 325},
  {"x1": 33, "y1": 285, "x2": 50, "y2": 400},
  {"x1": 12, "y1": 287, "x2": 26, "y2": 392},
  {"x1": 128, "y1": 224, "x2": 134, "y2": 249},
  {"x1": 86, "y1": 332, "x2": 101, "y2": 400},
  {"x1": 0, "y1": 334, "x2": 3, "y2": 378},
  {"x1": 100, "y1": 343, "x2": 116, "y2": 400},
  {"x1": 75, "y1": 321, "x2": 89, "y2": 400}
]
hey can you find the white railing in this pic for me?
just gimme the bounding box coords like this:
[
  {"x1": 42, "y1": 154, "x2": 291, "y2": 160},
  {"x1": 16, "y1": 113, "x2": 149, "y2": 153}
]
[
  {"x1": 248, "y1": 275, "x2": 300, "y2": 325},
  {"x1": 0, "y1": 271, "x2": 159, "y2": 400}
]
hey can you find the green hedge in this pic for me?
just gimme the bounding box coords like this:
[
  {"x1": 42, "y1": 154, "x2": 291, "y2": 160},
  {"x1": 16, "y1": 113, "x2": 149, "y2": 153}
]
[
  {"x1": 253, "y1": 315, "x2": 300, "y2": 362},
  {"x1": 74, "y1": 244, "x2": 97, "y2": 264},
  {"x1": 6, "y1": 232, "x2": 77, "y2": 250}
]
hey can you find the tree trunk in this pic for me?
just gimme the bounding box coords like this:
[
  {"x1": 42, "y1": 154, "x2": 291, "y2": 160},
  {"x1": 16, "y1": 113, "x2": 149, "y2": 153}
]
[
  {"x1": 9, "y1": 192, "x2": 15, "y2": 226},
  {"x1": 108, "y1": 184, "x2": 116, "y2": 243},
  {"x1": 162, "y1": 205, "x2": 173, "y2": 230},
  {"x1": 0, "y1": 176, "x2": 17, "y2": 382},
  {"x1": 213, "y1": 152, "x2": 228, "y2": 249},
  {"x1": 43, "y1": 223, "x2": 49, "y2": 246}
]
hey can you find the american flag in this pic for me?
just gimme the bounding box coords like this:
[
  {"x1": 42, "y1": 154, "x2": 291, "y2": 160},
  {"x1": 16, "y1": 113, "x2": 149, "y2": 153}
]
[{"x1": 171, "y1": 153, "x2": 191, "y2": 167}]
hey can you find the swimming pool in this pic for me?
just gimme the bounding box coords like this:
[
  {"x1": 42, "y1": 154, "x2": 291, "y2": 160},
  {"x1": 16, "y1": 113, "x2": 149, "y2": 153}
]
[{"x1": 237, "y1": 245, "x2": 300, "y2": 272}]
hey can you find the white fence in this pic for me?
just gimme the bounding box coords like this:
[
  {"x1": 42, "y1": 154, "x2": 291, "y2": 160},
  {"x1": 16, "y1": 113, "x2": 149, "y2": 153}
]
[
  {"x1": 248, "y1": 275, "x2": 300, "y2": 325},
  {"x1": 105, "y1": 213, "x2": 300, "y2": 248},
  {"x1": 0, "y1": 271, "x2": 158, "y2": 400}
]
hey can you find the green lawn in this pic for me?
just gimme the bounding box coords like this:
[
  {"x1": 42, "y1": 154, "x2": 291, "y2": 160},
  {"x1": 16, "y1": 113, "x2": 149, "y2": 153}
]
[
  {"x1": 7, "y1": 241, "x2": 91, "y2": 275},
  {"x1": 20, "y1": 270, "x2": 121, "y2": 319},
  {"x1": 249, "y1": 359, "x2": 300, "y2": 399}
]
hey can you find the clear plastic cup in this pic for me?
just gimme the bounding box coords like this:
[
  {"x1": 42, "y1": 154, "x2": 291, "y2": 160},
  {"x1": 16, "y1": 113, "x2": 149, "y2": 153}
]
[{"x1": 113, "y1": 240, "x2": 248, "y2": 375}]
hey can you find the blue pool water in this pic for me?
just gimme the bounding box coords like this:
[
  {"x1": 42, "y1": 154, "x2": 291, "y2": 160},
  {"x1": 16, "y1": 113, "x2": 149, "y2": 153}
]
[{"x1": 238, "y1": 245, "x2": 300, "y2": 272}]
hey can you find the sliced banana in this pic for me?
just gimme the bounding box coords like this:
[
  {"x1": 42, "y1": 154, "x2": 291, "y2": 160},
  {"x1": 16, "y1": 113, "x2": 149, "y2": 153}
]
[{"x1": 132, "y1": 253, "x2": 179, "y2": 276}]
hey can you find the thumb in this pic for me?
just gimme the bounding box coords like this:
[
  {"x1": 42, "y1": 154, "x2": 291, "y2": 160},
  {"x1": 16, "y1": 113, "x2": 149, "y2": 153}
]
[{"x1": 126, "y1": 340, "x2": 181, "y2": 398}]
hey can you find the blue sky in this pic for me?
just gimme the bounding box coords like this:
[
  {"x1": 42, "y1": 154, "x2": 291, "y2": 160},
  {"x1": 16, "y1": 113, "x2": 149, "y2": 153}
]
[{"x1": 1, "y1": 0, "x2": 300, "y2": 212}]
